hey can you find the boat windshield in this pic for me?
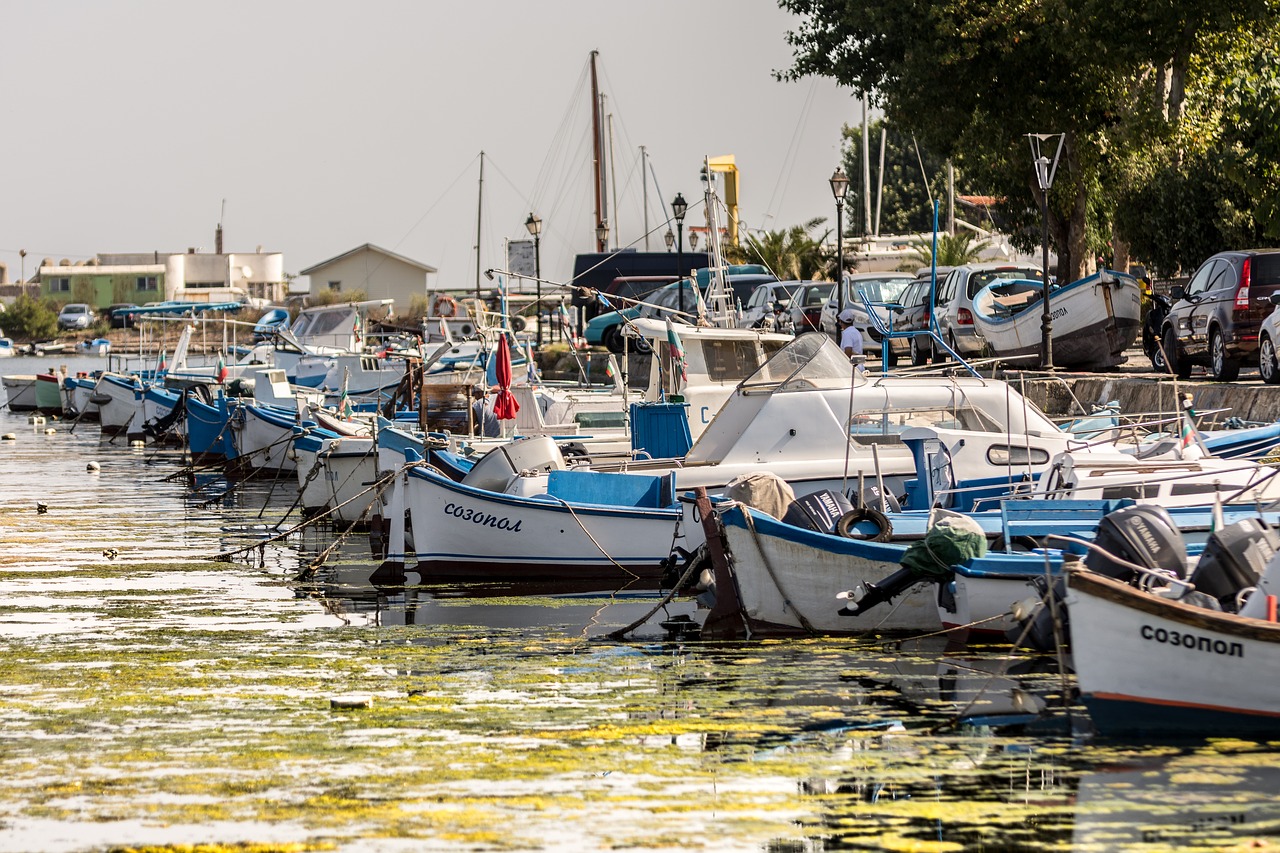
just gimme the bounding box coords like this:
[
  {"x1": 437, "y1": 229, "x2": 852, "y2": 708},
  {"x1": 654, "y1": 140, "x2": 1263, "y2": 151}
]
[{"x1": 739, "y1": 333, "x2": 854, "y2": 393}]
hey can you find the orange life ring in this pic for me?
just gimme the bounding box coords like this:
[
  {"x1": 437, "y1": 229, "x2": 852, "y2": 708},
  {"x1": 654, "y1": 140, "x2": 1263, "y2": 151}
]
[{"x1": 432, "y1": 294, "x2": 458, "y2": 318}]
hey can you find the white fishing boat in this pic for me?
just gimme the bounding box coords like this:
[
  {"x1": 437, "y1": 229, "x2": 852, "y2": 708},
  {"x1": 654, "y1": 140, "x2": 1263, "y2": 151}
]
[
  {"x1": 2, "y1": 374, "x2": 38, "y2": 411},
  {"x1": 92, "y1": 372, "x2": 143, "y2": 435},
  {"x1": 1066, "y1": 546, "x2": 1280, "y2": 737},
  {"x1": 0, "y1": 336, "x2": 14, "y2": 358},
  {"x1": 970, "y1": 270, "x2": 1142, "y2": 369}
]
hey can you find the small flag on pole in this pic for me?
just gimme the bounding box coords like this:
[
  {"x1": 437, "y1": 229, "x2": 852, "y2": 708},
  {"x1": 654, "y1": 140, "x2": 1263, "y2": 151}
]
[
  {"x1": 215, "y1": 354, "x2": 227, "y2": 384},
  {"x1": 157, "y1": 350, "x2": 167, "y2": 373},
  {"x1": 665, "y1": 319, "x2": 687, "y2": 382},
  {"x1": 353, "y1": 314, "x2": 362, "y2": 346},
  {"x1": 525, "y1": 339, "x2": 538, "y2": 384}
]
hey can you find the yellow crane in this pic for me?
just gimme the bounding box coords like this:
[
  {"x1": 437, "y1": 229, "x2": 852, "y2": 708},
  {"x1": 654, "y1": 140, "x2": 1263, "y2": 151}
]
[{"x1": 704, "y1": 155, "x2": 740, "y2": 245}]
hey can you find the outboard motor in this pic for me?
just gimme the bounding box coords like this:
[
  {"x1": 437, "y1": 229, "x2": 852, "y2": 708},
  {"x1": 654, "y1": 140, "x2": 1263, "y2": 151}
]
[
  {"x1": 1188, "y1": 518, "x2": 1280, "y2": 612},
  {"x1": 783, "y1": 489, "x2": 854, "y2": 535},
  {"x1": 1086, "y1": 504, "x2": 1188, "y2": 583}
]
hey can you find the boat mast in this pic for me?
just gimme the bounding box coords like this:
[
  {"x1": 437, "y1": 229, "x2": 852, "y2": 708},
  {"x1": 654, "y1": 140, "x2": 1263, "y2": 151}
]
[
  {"x1": 641, "y1": 145, "x2": 649, "y2": 250},
  {"x1": 475, "y1": 150, "x2": 485, "y2": 303},
  {"x1": 590, "y1": 50, "x2": 606, "y2": 252},
  {"x1": 608, "y1": 107, "x2": 620, "y2": 251}
]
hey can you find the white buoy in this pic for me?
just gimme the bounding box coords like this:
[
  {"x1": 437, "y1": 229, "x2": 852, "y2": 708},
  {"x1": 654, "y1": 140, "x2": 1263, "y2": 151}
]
[
  {"x1": 43, "y1": 428, "x2": 56, "y2": 435},
  {"x1": 86, "y1": 461, "x2": 101, "y2": 472},
  {"x1": 129, "y1": 440, "x2": 145, "y2": 448}
]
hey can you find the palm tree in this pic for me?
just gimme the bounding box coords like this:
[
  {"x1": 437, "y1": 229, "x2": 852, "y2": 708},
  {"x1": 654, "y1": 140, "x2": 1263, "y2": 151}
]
[
  {"x1": 730, "y1": 218, "x2": 832, "y2": 281},
  {"x1": 900, "y1": 231, "x2": 992, "y2": 270}
]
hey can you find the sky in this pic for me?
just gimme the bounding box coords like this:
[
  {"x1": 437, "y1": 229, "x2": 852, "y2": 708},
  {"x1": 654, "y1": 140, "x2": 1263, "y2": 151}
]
[{"x1": 0, "y1": 0, "x2": 862, "y2": 293}]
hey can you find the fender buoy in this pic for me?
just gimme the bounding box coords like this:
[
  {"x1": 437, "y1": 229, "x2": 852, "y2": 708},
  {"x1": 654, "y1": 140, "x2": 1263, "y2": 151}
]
[
  {"x1": 836, "y1": 507, "x2": 893, "y2": 543},
  {"x1": 432, "y1": 294, "x2": 459, "y2": 318}
]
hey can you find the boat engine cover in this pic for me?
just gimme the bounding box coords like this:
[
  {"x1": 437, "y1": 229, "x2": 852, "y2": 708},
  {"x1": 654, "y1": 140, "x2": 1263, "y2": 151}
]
[
  {"x1": 783, "y1": 489, "x2": 854, "y2": 535},
  {"x1": 1087, "y1": 504, "x2": 1188, "y2": 583},
  {"x1": 1189, "y1": 518, "x2": 1280, "y2": 611}
]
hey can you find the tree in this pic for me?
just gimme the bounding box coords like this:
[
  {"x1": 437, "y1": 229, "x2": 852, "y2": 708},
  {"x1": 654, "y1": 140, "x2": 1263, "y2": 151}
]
[
  {"x1": 841, "y1": 120, "x2": 952, "y2": 235},
  {"x1": 778, "y1": 0, "x2": 1279, "y2": 281},
  {"x1": 730, "y1": 218, "x2": 832, "y2": 280},
  {"x1": 900, "y1": 232, "x2": 992, "y2": 271},
  {"x1": 2, "y1": 294, "x2": 57, "y2": 340}
]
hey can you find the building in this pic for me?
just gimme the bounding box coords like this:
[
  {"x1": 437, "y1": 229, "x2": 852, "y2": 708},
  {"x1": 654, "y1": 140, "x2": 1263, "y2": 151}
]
[
  {"x1": 299, "y1": 244, "x2": 438, "y2": 312},
  {"x1": 39, "y1": 245, "x2": 287, "y2": 309}
]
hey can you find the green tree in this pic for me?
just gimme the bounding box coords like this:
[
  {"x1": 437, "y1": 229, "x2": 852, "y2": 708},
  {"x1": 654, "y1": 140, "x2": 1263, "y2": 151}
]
[
  {"x1": 778, "y1": 0, "x2": 1278, "y2": 281},
  {"x1": 731, "y1": 217, "x2": 832, "y2": 280},
  {"x1": 901, "y1": 232, "x2": 992, "y2": 271},
  {"x1": 2, "y1": 294, "x2": 57, "y2": 340},
  {"x1": 842, "y1": 120, "x2": 952, "y2": 235}
]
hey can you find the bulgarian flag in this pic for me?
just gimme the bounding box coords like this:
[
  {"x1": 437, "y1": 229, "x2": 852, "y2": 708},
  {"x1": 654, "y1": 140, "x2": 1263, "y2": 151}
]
[
  {"x1": 215, "y1": 354, "x2": 227, "y2": 384},
  {"x1": 353, "y1": 314, "x2": 362, "y2": 346},
  {"x1": 665, "y1": 319, "x2": 687, "y2": 382},
  {"x1": 157, "y1": 349, "x2": 167, "y2": 373}
]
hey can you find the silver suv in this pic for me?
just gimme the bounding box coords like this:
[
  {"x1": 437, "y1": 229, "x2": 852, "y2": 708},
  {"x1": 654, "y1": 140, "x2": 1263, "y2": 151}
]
[{"x1": 933, "y1": 263, "x2": 1043, "y2": 357}]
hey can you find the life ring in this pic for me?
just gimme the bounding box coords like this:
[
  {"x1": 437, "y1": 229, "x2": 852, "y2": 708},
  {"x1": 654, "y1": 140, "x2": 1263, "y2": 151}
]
[
  {"x1": 432, "y1": 294, "x2": 459, "y2": 318},
  {"x1": 836, "y1": 507, "x2": 893, "y2": 542}
]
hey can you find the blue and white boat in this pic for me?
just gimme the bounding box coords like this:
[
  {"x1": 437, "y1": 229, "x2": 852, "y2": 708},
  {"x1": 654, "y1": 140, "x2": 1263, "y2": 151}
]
[{"x1": 971, "y1": 270, "x2": 1142, "y2": 370}]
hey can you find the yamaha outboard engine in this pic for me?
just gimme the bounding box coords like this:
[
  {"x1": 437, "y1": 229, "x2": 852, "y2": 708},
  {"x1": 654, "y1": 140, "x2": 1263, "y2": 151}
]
[
  {"x1": 783, "y1": 489, "x2": 855, "y2": 535},
  {"x1": 1189, "y1": 518, "x2": 1280, "y2": 612},
  {"x1": 1086, "y1": 504, "x2": 1189, "y2": 583}
]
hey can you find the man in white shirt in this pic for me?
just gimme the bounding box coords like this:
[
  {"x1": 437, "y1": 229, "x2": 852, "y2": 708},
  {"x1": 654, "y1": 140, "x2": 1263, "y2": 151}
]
[{"x1": 837, "y1": 308, "x2": 864, "y2": 358}]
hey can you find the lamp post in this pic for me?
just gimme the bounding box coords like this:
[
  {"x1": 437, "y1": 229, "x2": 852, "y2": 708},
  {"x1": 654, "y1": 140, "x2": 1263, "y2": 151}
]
[
  {"x1": 689, "y1": 231, "x2": 699, "y2": 250},
  {"x1": 583, "y1": 220, "x2": 609, "y2": 338},
  {"x1": 664, "y1": 230, "x2": 674, "y2": 252},
  {"x1": 525, "y1": 212, "x2": 543, "y2": 346},
  {"x1": 18, "y1": 249, "x2": 25, "y2": 285},
  {"x1": 1027, "y1": 133, "x2": 1065, "y2": 369},
  {"x1": 671, "y1": 193, "x2": 687, "y2": 315},
  {"x1": 829, "y1": 167, "x2": 850, "y2": 313}
]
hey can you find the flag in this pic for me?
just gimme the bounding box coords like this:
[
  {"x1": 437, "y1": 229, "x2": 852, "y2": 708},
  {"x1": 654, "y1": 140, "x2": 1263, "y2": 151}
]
[
  {"x1": 605, "y1": 359, "x2": 617, "y2": 380},
  {"x1": 215, "y1": 354, "x2": 227, "y2": 384},
  {"x1": 338, "y1": 370, "x2": 353, "y2": 419},
  {"x1": 524, "y1": 339, "x2": 538, "y2": 384},
  {"x1": 1178, "y1": 411, "x2": 1195, "y2": 449},
  {"x1": 665, "y1": 319, "x2": 687, "y2": 381},
  {"x1": 157, "y1": 349, "x2": 167, "y2": 373},
  {"x1": 557, "y1": 302, "x2": 573, "y2": 331},
  {"x1": 353, "y1": 314, "x2": 362, "y2": 346},
  {"x1": 598, "y1": 293, "x2": 614, "y2": 311}
]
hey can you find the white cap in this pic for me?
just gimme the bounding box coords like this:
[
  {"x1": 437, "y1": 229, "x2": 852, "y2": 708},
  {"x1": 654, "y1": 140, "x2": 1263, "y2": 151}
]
[{"x1": 838, "y1": 308, "x2": 857, "y2": 324}]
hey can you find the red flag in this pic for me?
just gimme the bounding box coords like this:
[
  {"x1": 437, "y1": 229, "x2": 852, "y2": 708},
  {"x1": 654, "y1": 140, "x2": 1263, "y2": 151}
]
[{"x1": 216, "y1": 354, "x2": 227, "y2": 384}]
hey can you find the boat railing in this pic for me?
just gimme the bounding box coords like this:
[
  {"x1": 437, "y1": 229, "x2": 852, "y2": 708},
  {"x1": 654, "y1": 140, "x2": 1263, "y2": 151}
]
[{"x1": 856, "y1": 290, "x2": 980, "y2": 378}]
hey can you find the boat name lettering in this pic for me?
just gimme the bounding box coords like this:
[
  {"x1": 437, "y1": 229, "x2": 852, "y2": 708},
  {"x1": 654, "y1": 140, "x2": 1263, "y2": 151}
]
[
  {"x1": 443, "y1": 502, "x2": 523, "y2": 532},
  {"x1": 1140, "y1": 624, "x2": 1242, "y2": 657},
  {"x1": 1049, "y1": 306, "x2": 1069, "y2": 321}
]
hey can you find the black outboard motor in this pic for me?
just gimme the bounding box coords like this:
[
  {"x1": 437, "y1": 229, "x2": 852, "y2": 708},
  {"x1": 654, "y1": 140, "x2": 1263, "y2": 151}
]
[
  {"x1": 1086, "y1": 504, "x2": 1189, "y2": 583},
  {"x1": 857, "y1": 484, "x2": 901, "y2": 514},
  {"x1": 783, "y1": 489, "x2": 855, "y2": 535},
  {"x1": 1188, "y1": 518, "x2": 1280, "y2": 612}
]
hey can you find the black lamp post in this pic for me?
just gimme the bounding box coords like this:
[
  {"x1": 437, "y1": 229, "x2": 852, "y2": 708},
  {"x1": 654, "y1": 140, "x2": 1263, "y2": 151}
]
[
  {"x1": 830, "y1": 167, "x2": 850, "y2": 314},
  {"x1": 672, "y1": 193, "x2": 688, "y2": 315},
  {"x1": 664, "y1": 229, "x2": 674, "y2": 252},
  {"x1": 525, "y1": 211, "x2": 542, "y2": 346},
  {"x1": 584, "y1": 220, "x2": 608, "y2": 338},
  {"x1": 1028, "y1": 133, "x2": 1064, "y2": 369}
]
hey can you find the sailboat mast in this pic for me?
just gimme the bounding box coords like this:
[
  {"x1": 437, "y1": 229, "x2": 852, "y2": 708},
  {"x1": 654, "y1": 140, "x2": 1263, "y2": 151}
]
[
  {"x1": 475, "y1": 151, "x2": 484, "y2": 303},
  {"x1": 641, "y1": 145, "x2": 649, "y2": 250},
  {"x1": 607, "y1": 109, "x2": 619, "y2": 251},
  {"x1": 590, "y1": 50, "x2": 606, "y2": 252}
]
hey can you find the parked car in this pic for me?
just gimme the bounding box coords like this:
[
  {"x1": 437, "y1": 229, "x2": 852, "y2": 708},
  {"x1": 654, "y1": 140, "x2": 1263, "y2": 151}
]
[
  {"x1": 742, "y1": 281, "x2": 805, "y2": 328},
  {"x1": 1163, "y1": 249, "x2": 1280, "y2": 381},
  {"x1": 888, "y1": 277, "x2": 932, "y2": 365},
  {"x1": 932, "y1": 263, "x2": 1043, "y2": 357},
  {"x1": 819, "y1": 272, "x2": 914, "y2": 358},
  {"x1": 789, "y1": 282, "x2": 835, "y2": 331},
  {"x1": 107, "y1": 303, "x2": 138, "y2": 329},
  {"x1": 57, "y1": 303, "x2": 95, "y2": 331}
]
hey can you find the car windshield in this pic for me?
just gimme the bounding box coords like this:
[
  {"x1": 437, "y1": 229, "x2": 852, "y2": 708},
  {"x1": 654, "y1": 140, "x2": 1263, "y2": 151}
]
[{"x1": 852, "y1": 278, "x2": 910, "y2": 303}]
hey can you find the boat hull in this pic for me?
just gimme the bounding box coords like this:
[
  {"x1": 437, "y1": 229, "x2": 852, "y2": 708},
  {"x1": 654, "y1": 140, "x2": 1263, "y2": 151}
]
[
  {"x1": 3, "y1": 375, "x2": 38, "y2": 411},
  {"x1": 1067, "y1": 569, "x2": 1280, "y2": 737},
  {"x1": 402, "y1": 465, "x2": 677, "y2": 580},
  {"x1": 94, "y1": 374, "x2": 143, "y2": 435}
]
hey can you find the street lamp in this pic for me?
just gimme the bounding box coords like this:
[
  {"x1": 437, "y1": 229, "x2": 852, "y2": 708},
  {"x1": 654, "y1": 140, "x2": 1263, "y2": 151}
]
[
  {"x1": 672, "y1": 193, "x2": 687, "y2": 315},
  {"x1": 18, "y1": 249, "x2": 25, "y2": 285},
  {"x1": 525, "y1": 212, "x2": 543, "y2": 346},
  {"x1": 1027, "y1": 133, "x2": 1065, "y2": 369},
  {"x1": 830, "y1": 167, "x2": 850, "y2": 313},
  {"x1": 664, "y1": 230, "x2": 674, "y2": 252},
  {"x1": 688, "y1": 231, "x2": 699, "y2": 250}
]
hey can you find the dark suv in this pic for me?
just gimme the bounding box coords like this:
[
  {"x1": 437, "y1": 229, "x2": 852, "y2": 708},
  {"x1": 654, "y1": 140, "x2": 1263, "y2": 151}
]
[{"x1": 1161, "y1": 249, "x2": 1280, "y2": 381}]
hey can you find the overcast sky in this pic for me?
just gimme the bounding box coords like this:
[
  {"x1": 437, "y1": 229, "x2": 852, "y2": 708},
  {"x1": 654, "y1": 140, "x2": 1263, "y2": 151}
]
[{"x1": 0, "y1": 0, "x2": 861, "y2": 290}]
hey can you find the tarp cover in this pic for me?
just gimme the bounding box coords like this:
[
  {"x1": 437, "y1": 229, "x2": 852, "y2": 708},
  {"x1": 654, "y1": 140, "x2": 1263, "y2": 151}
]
[{"x1": 724, "y1": 472, "x2": 796, "y2": 520}]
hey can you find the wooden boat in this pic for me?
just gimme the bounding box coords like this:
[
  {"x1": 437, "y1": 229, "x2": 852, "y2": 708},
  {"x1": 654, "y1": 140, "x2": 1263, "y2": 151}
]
[
  {"x1": 1067, "y1": 563, "x2": 1280, "y2": 737},
  {"x1": 970, "y1": 269, "x2": 1142, "y2": 370},
  {"x1": 2, "y1": 374, "x2": 38, "y2": 411}
]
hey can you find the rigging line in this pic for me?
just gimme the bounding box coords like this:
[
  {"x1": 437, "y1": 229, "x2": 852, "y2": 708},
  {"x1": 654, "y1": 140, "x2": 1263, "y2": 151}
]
[
  {"x1": 913, "y1": 135, "x2": 935, "y2": 209},
  {"x1": 391, "y1": 153, "x2": 481, "y2": 251},
  {"x1": 484, "y1": 154, "x2": 533, "y2": 218},
  {"x1": 530, "y1": 60, "x2": 591, "y2": 206},
  {"x1": 765, "y1": 77, "x2": 820, "y2": 224}
]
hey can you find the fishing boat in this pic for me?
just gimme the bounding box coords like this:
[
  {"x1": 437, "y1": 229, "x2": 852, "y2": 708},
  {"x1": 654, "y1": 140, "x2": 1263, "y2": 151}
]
[
  {"x1": 2, "y1": 374, "x2": 38, "y2": 411},
  {"x1": 1066, "y1": 537, "x2": 1280, "y2": 737},
  {"x1": 970, "y1": 270, "x2": 1142, "y2": 370},
  {"x1": 0, "y1": 335, "x2": 14, "y2": 358},
  {"x1": 34, "y1": 372, "x2": 64, "y2": 415}
]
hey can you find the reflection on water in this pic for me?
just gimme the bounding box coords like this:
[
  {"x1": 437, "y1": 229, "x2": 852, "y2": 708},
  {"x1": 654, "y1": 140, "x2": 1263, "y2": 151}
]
[{"x1": 2, "y1": 406, "x2": 1280, "y2": 851}]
